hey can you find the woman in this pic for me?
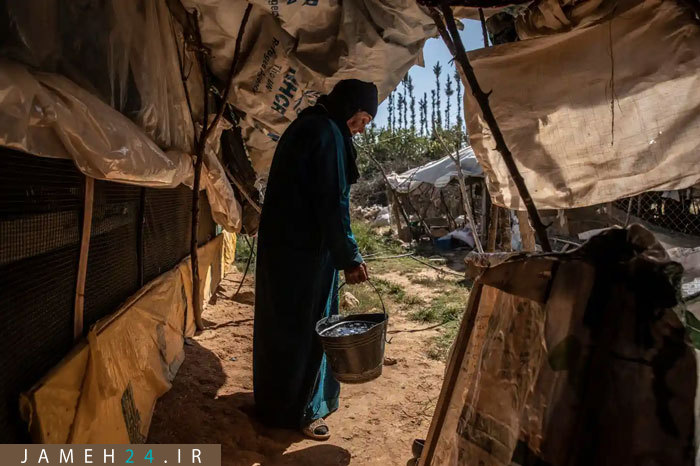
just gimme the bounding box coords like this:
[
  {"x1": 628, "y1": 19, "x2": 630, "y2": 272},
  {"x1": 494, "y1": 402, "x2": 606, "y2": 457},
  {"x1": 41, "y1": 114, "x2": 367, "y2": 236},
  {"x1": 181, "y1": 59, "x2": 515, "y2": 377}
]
[{"x1": 253, "y1": 79, "x2": 378, "y2": 439}]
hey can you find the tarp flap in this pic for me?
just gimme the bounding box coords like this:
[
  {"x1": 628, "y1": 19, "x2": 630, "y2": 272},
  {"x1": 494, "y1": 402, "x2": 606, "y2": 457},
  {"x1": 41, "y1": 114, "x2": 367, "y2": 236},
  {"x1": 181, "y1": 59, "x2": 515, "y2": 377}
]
[
  {"x1": 184, "y1": 0, "x2": 437, "y2": 176},
  {"x1": 19, "y1": 234, "x2": 233, "y2": 443},
  {"x1": 2, "y1": 0, "x2": 202, "y2": 153},
  {"x1": 0, "y1": 59, "x2": 192, "y2": 187},
  {"x1": 427, "y1": 225, "x2": 696, "y2": 465},
  {"x1": 387, "y1": 146, "x2": 483, "y2": 193},
  {"x1": 464, "y1": 0, "x2": 700, "y2": 210},
  {"x1": 0, "y1": 59, "x2": 241, "y2": 231}
]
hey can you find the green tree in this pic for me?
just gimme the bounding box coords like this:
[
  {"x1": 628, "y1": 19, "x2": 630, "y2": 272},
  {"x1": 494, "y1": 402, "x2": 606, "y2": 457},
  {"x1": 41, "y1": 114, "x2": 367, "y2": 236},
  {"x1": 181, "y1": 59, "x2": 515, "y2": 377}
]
[
  {"x1": 454, "y1": 68, "x2": 463, "y2": 133},
  {"x1": 408, "y1": 75, "x2": 416, "y2": 133},
  {"x1": 430, "y1": 90, "x2": 436, "y2": 135},
  {"x1": 445, "y1": 74, "x2": 454, "y2": 129},
  {"x1": 419, "y1": 93, "x2": 427, "y2": 136},
  {"x1": 433, "y1": 61, "x2": 442, "y2": 128},
  {"x1": 397, "y1": 94, "x2": 405, "y2": 130},
  {"x1": 388, "y1": 92, "x2": 395, "y2": 133}
]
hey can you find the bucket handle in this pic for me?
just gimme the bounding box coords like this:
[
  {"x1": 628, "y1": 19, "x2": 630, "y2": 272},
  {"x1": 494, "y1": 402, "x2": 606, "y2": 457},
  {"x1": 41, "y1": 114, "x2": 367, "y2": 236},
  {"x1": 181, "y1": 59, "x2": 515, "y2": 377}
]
[{"x1": 338, "y1": 278, "x2": 391, "y2": 343}]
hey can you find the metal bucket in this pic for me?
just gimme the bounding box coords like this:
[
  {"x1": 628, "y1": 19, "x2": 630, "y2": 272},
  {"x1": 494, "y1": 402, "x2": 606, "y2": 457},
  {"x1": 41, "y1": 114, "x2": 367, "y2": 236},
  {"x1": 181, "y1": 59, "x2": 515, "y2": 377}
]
[{"x1": 316, "y1": 280, "x2": 388, "y2": 384}]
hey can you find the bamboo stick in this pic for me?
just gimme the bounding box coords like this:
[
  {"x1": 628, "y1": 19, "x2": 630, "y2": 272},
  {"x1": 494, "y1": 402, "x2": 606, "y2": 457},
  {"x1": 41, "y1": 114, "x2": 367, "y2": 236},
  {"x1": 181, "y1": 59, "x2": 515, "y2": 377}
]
[{"x1": 74, "y1": 176, "x2": 94, "y2": 341}]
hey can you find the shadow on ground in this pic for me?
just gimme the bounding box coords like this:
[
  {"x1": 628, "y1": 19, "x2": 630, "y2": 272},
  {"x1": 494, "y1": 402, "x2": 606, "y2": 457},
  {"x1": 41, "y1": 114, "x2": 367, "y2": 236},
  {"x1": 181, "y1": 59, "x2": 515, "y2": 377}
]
[{"x1": 149, "y1": 315, "x2": 349, "y2": 466}]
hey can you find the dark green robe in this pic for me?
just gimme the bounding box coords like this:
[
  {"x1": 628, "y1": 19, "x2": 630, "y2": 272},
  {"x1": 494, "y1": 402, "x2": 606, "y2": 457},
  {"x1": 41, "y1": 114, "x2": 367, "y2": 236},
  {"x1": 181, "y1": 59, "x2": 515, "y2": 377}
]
[{"x1": 253, "y1": 111, "x2": 362, "y2": 428}]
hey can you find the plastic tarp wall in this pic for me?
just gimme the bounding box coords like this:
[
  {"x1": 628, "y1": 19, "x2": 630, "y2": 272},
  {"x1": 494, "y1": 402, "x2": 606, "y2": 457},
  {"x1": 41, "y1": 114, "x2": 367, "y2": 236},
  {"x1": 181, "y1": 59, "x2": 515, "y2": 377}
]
[
  {"x1": 0, "y1": 59, "x2": 241, "y2": 232},
  {"x1": 0, "y1": 0, "x2": 242, "y2": 231},
  {"x1": 2, "y1": 0, "x2": 203, "y2": 154},
  {"x1": 422, "y1": 225, "x2": 697, "y2": 465},
  {"x1": 464, "y1": 0, "x2": 700, "y2": 211},
  {"x1": 387, "y1": 146, "x2": 483, "y2": 194},
  {"x1": 19, "y1": 233, "x2": 234, "y2": 443},
  {"x1": 183, "y1": 0, "x2": 437, "y2": 175}
]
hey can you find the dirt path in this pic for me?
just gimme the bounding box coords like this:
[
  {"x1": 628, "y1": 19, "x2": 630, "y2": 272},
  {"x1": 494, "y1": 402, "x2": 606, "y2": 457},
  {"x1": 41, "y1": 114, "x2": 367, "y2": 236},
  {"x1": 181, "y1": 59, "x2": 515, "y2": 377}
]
[{"x1": 149, "y1": 270, "x2": 447, "y2": 465}]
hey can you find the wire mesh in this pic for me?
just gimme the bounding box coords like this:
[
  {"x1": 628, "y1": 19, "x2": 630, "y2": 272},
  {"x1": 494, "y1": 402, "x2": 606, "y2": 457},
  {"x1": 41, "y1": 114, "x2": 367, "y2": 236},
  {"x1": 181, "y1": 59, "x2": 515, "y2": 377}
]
[
  {"x1": 613, "y1": 190, "x2": 700, "y2": 237},
  {"x1": 0, "y1": 149, "x2": 219, "y2": 441},
  {"x1": 0, "y1": 149, "x2": 82, "y2": 442},
  {"x1": 83, "y1": 180, "x2": 142, "y2": 332}
]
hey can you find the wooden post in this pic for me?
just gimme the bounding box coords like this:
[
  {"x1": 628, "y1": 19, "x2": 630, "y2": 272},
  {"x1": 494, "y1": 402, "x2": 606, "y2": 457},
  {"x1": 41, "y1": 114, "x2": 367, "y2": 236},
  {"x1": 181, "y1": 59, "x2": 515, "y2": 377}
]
[
  {"x1": 437, "y1": 3, "x2": 552, "y2": 251},
  {"x1": 74, "y1": 176, "x2": 94, "y2": 341},
  {"x1": 487, "y1": 204, "x2": 498, "y2": 251},
  {"x1": 189, "y1": 4, "x2": 252, "y2": 330},
  {"x1": 481, "y1": 180, "x2": 491, "y2": 244},
  {"x1": 137, "y1": 187, "x2": 146, "y2": 287},
  {"x1": 517, "y1": 210, "x2": 536, "y2": 251},
  {"x1": 418, "y1": 282, "x2": 484, "y2": 466}
]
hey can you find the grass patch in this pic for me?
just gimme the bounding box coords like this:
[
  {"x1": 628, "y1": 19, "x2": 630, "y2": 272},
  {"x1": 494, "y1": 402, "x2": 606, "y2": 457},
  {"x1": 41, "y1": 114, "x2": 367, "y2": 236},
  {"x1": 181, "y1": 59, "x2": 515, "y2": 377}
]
[
  {"x1": 352, "y1": 220, "x2": 404, "y2": 256},
  {"x1": 427, "y1": 321, "x2": 460, "y2": 361},
  {"x1": 409, "y1": 288, "x2": 467, "y2": 324},
  {"x1": 234, "y1": 235, "x2": 257, "y2": 273}
]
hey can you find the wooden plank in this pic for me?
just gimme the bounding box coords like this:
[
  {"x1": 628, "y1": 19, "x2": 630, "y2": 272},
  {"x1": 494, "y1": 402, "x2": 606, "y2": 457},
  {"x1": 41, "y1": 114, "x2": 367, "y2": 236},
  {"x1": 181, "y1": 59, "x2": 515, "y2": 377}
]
[
  {"x1": 73, "y1": 176, "x2": 94, "y2": 341},
  {"x1": 517, "y1": 210, "x2": 536, "y2": 251},
  {"x1": 419, "y1": 282, "x2": 484, "y2": 466}
]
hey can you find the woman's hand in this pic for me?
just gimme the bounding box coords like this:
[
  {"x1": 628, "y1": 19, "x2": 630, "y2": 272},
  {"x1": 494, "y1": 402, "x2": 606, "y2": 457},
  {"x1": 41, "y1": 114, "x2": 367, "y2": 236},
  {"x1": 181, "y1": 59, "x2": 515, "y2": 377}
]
[{"x1": 344, "y1": 263, "x2": 368, "y2": 285}]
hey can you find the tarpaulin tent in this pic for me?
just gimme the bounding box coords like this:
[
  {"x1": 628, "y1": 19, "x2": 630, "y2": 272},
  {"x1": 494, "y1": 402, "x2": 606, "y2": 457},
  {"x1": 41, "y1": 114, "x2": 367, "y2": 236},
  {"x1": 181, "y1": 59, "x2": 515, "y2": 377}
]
[{"x1": 387, "y1": 146, "x2": 483, "y2": 194}]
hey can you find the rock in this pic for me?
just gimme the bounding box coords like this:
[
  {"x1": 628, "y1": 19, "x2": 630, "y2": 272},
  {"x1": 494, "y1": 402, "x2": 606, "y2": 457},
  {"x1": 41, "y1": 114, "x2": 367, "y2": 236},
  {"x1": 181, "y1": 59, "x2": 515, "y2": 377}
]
[
  {"x1": 340, "y1": 291, "x2": 360, "y2": 310},
  {"x1": 383, "y1": 357, "x2": 398, "y2": 366}
]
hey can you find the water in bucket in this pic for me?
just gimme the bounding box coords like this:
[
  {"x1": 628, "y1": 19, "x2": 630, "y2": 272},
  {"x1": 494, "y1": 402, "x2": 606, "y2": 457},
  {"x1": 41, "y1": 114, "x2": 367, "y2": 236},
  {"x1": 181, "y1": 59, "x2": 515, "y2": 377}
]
[{"x1": 319, "y1": 320, "x2": 377, "y2": 338}]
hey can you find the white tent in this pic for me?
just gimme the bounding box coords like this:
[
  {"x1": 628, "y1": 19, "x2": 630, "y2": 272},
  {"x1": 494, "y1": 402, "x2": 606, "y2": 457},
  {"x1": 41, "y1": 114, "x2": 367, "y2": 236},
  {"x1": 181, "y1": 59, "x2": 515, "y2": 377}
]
[{"x1": 387, "y1": 146, "x2": 483, "y2": 194}]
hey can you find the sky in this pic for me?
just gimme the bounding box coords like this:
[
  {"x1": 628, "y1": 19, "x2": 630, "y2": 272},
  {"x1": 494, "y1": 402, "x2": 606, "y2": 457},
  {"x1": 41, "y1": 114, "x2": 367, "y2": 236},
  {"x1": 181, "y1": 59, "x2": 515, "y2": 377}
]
[{"x1": 373, "y1": 19, "x2": 485, "y2": 129}]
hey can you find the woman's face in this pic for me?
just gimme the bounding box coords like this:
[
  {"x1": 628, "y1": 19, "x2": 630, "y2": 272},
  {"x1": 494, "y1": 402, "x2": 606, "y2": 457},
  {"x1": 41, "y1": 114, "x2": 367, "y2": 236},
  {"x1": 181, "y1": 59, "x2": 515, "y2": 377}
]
[{"x1": 346, "y1": 111, "x2": 373, "y2": 135}]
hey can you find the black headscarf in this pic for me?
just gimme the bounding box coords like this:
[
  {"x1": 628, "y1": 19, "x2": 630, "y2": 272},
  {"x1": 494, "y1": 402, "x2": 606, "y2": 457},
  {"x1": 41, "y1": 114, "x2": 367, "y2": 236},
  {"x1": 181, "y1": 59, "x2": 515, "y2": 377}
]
[{"x1": 298, "y1": 79, "x2": 378, "y2": 185}]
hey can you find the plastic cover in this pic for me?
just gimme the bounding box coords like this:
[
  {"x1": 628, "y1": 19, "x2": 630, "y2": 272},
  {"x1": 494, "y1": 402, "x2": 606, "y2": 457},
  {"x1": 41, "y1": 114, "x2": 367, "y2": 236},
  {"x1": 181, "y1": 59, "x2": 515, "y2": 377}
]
[
  {"x1": 183, "y1": 0, "x2": 437, "y2": 176},
  {"x1": 0, "y1": 59, "x2": 241, "y2": 231},
  {"x1": 464, "y1": 0, "x2": 700, "y2": 210},
  {"x1": 387, "y1": 146, "x2": 483, "y2": 193},
  {"x1": 2, "y1": 0, "x2": 202, "y2": 153},
  {"x1": 427, "y1": 226, "x2": 697, "y2": 465},
  {"x1": 19, "y1": 234, "x2": 231, "y2": 443}
]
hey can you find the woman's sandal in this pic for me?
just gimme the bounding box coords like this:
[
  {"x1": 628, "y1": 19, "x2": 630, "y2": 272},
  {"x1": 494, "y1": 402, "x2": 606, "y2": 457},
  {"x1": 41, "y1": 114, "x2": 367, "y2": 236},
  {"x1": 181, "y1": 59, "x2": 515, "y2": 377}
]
[{"x1": 302, "y1": 418, "x2": 331, "y2": 441}]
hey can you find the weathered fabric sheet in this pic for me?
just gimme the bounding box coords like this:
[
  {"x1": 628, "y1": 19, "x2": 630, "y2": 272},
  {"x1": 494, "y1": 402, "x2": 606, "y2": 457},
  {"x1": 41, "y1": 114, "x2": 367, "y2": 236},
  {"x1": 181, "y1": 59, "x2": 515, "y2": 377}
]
[
  {"x1": 464, "y1": 0, "x2": 700, "y2": 210},
  {"x1": 426, "y1": 226, "x2": 697, "y2": 465},
  {"x1": 183, "y1": 0, "x2": 437, "y2": 176}
]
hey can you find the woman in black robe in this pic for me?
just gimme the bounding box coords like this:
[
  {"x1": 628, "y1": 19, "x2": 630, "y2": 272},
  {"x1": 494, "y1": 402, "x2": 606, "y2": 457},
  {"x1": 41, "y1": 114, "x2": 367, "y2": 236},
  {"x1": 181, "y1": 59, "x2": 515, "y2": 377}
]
[{"x1": 253, "y1": 79, "x2": 378, "y2": 439}]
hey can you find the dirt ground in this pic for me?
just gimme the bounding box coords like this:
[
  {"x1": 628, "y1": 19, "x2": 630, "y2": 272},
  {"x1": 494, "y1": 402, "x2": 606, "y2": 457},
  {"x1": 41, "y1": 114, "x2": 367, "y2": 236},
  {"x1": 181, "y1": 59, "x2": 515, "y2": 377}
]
[{"x1": 148, "y1": 267, "x2": 450, "y2": 465}]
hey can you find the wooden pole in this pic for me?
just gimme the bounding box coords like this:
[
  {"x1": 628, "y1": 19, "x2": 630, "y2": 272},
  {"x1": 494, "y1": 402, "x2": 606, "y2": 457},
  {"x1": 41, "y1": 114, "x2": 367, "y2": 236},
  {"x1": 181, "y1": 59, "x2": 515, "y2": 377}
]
[
  {"x1": 189, "y1": 4, "x2": 252, "y2": 330},
  {"x1": 517, "y1": 210, "x2": 536, "y2": 251},
  {"x1": 487, "y1": 203, "x2": 498, "y2": 251},
  {"x1": 480, "y1": 179, "x2": 491, "y2": 244},
  {"x1": 437, "y1": 3, "x2": 552, "y2": 251},
  {"x1": 418, "y1": 282, "x2": 484, "y2": 465},
  {"x1": 74, "y1": 176, "x2": 94, "y2": 341}
]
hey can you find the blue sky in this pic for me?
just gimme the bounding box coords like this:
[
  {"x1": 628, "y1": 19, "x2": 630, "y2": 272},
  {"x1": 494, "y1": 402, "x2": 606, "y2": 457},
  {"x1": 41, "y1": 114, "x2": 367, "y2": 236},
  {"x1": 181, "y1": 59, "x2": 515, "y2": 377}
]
[{"x1": 374, "y1": 19, "x2": 485, "y2": 129}]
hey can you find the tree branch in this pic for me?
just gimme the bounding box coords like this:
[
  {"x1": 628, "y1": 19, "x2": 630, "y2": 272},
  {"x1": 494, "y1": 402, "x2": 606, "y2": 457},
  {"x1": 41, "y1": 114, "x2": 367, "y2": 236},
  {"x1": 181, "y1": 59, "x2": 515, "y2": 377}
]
[{"x1": 437, "y1": 1, "x2": 552, "y2": 251}]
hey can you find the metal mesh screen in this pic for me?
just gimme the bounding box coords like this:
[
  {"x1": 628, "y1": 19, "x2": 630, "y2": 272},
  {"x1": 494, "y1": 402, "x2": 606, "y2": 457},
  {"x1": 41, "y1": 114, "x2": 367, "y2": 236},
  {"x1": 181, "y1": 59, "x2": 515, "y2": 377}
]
[
  {"x1": 613, "y1": 190, "x2": 700, "y2": 237},
  {"x1": 83, "y1": 181, "x2": 142, "y2": 331},
  {"x1": 0, "y1": 149, "x2": 82, "y2": 442},
  {"x1": 143, "y1": 186, "x2": 191, "y2": 284},
  {"x1": 0, "y1": 150, "x2": 220, "y2": 442}
]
